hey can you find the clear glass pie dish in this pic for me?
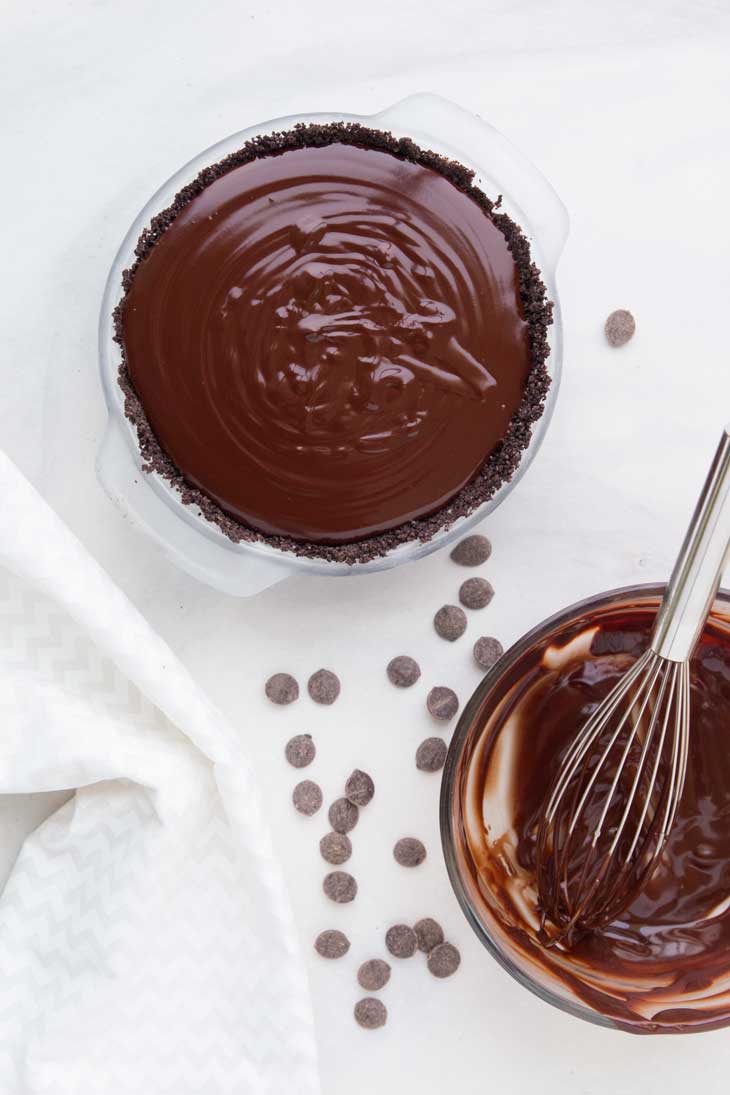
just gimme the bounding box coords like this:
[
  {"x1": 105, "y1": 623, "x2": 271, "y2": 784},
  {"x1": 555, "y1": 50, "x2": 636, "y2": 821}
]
[
  {"x1": 441, "y1": 582, "x2": 730, "y2": 1035},
  {"x1": 97, "y1": 92, "x2": 568, "y2": 595}
]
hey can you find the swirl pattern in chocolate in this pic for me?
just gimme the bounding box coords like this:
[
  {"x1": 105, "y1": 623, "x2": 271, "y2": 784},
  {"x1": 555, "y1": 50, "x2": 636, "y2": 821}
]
[
  {"x1": 120, "y1": 134, "x2": 549, "y2": 546},
  {"x1": 455, "y1": 595, "x2": 730, "y2": 1033}
]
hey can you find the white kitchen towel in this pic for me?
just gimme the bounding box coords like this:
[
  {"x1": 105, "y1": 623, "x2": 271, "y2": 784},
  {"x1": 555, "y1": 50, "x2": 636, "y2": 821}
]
[{"x1": 0, "y1": 451, "x2": 320, "y2": 1095}]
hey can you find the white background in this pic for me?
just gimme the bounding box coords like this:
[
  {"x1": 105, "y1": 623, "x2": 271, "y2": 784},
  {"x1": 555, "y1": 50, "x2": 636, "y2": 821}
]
[{"x1": 3, "y1": 1, "x2": 730, "y2": 1091}]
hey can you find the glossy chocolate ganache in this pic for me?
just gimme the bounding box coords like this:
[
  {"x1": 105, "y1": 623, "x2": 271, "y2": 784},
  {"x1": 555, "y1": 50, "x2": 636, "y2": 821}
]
[
  {"x1": 456, "y1": 593, "x2": 730, "y2": 1033},
  {"x1": 116, "y1": 125, "x2": 551, "y2": 561}
]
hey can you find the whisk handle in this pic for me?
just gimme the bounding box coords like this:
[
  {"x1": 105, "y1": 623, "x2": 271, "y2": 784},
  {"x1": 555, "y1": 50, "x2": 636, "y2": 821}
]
[{"x1": 651, "y1": 427, "x2": 730, "y2": 662}]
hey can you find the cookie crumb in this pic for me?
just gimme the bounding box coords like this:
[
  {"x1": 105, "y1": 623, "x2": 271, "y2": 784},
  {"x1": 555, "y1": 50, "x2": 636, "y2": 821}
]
[{"x1": 604, "y1": 309, "x2": 635, "y2": 348}]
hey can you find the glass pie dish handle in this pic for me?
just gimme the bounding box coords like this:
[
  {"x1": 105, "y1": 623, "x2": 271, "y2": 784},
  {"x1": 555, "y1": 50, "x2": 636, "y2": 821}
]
[
  {"x1": 372, "y1": 93, "x2": 569, "y2": 274},
  {"x1": 96, "y1": 420, "x2": 294, "y2": 596}
]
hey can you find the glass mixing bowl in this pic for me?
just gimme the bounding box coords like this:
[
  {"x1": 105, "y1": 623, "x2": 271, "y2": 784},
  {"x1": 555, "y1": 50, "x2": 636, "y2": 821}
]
[
  {"x1": 441, "y1": 582, "x2": 730, "y2": 1035},
  {"x1": 97, "y1": 92, "x2": 568, "y2": 595}
]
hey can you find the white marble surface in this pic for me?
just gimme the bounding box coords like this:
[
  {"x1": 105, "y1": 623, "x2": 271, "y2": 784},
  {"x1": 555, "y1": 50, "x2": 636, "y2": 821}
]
[{"x1": 4, "y1": 1, "x2": 730, "y2": 1091}]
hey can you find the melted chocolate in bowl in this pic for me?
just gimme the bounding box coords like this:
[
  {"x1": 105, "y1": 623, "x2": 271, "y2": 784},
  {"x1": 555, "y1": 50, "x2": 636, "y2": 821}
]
[
  {"x1": 449, "y1": 590, "x2": 730, "y2": 1033},
  {"x1": 118, "y1": 128, "x2": 551, "y2": 551}
]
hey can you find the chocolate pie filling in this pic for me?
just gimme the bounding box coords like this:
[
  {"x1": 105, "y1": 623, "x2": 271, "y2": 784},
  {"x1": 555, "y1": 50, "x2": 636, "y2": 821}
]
[{"x1": 116, "y1": 124, "x2": 552, "y2": 560}]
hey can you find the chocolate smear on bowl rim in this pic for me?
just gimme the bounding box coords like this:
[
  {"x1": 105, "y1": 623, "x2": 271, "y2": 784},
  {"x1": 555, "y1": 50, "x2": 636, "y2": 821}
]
[
  {"x1": 314, "y1": 930, "x2": 350, "y2": 959},
  {"x1": 115, "y1": 122, "x2": 553, "y2": 565}
]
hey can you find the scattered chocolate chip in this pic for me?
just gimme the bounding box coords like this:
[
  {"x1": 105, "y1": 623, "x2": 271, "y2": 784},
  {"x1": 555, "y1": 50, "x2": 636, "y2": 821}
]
[
  {"x1": 345, "y1": 769, "x2": 375, "y2": 807},
  {"x1": 314, "y1": 930, "x2": 350, "y2": 959},
  {"x1": 393, "y1": 837, "x2": 427, "y2": 867},
  {"x1": 427, "y1": 686, "x2": 459, "y2": 721},
  {"x1": 292, "y1": 779, "x2": 323, "y2": 816},
  {"x1": 414, "y1": 918, "x2": 445, "y2": 954},
  {"x1": 357, "y1": 959, "x2": 391, "y2": 991},
  {"x1": 604, "y1": 308, "x2": 636, "y2": 348},
  {"x1": 265, "y1": 672, "x2": 299, "y2": 705},
  {"x1": 284, "y1": 734, "x2": 315, "y2": 768},
  {"x1": 320, "y1": 831, "x2": 352, "y2": 865},
  {"x1": 427, "y1": 942, "x2": 461, "y2": 978},
  {"x1": 416, "y1": 737, "x2": 448, "y2": 772},
  {"x1": 450, "y1": 535, "x2": 492, "y2": 566},
  {"x1": 459, "y1": 577, "x2": 494, "y2": 610},
  {"x1": 473, "y1": 636, "x2": 504, "y2": 670},
  {"x1": 323, "y1": 871, "x2": 358, "y2": 903},
  {"x1": 328, "y1": 797, "x2": 359, "y2": 834},
  {"x1": 387, "y1": 655, "x2": 422, "y2": 688},
  {"x1": 385, "y1": 924, "x2": 418, "y2": 958},
  {"x1": 308, "y1": 668, "x2": 341, "y2": 705},
  {"x1": 354, "y1": 997, "x2": 387, "y2": 1029},
  {"x1": 434, "y1": 604, "x2": 467, "y2": 641}
]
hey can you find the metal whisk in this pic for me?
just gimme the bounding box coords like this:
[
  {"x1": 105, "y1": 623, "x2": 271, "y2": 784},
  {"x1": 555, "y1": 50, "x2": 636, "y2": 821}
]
[{"x1": 536, "y1": 426, "x2": 730, "y2": 941}]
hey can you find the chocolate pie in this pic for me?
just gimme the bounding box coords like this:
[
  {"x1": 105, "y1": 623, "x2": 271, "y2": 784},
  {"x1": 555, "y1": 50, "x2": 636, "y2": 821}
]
[{"x1": 116, "y1": 123, "x2": 552, "y2": 562}]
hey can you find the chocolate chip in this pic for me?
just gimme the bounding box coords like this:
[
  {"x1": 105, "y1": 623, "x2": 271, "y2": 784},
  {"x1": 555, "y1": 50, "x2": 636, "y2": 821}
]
[
  {"x1": 473, "y1": 636, "x2": 504, "y2": 670},
  {"x1": 323, "y1": 870, "x2": 357, "y2": 903},
  {"x1": 354, "y1": 997, "x2": 387, "y2": 1029},
  {"x1": 416, "y1": 737, "x2": 448, "y2": 772},
  {"x1": 308, "y1": 668, "x2": 341, "y2": 705},
  {"x1": 427, "y1": 686, "x2": 459, "y2": 721},
  {"x1": 605, "y1": 309, "x2": 635, "y2": 348},
  {"x1": 434, "y1": 604, "x2": 467, "y2": 641},
  {"x1": 385, "y1": 924, "x2": 418, "y2": 958},
  {"x1": 314, "y1": 930, "x2": 350, "y2": 959},
  {"x1": 427, "y1": 942, "x2": 461, "y2": 978},
  {"x1": 414, "y1": 918, "x2": 445, "y2": 954},
  {"x1": 320, "y1": 831, "x2": 352, "y2": 865},
  {"x1": 393, "y1": 837, "x2": 427, "y2": 867},
  {"x1": 292, "y1": 779, "x2": 322, "y2": 816},
  {"x1": 328, "y1": 797, "x2": 359, "y2": 834},
  {"x1": 265, "y1": 672, "x2": 299, "y2": 705},
  {"x1": 459, "y1": 577, "x2": 494, "y2": 610},
  {"x1": 357, "y1": 959, "x2": 391, "y2": 991},
  {"x1": 284, "y1": 734, "x2": 315, "y2": 768},
  {"x1": 387, "y1": 655, "x2": 421, "y2": 688},
  {"x1": 450, "y1": 535, "x2": 492, "y2": 566},
  {"x1": 345, "y1": 769, "x2": 375, "y2": 807}
]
